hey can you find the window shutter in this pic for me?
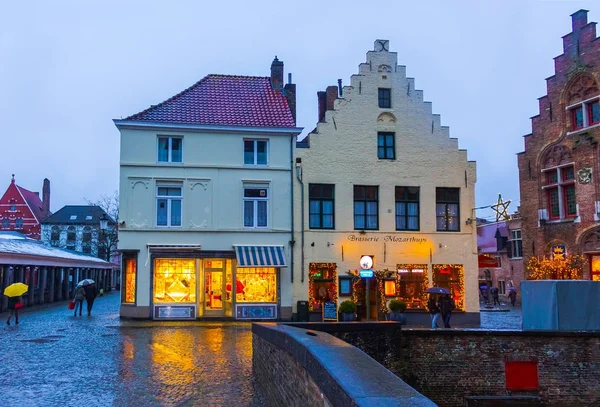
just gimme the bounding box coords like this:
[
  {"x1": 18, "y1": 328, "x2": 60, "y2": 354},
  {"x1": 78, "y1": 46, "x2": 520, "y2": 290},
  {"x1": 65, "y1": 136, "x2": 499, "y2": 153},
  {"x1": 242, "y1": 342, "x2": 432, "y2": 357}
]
[{"x1": 506, "y1": 240, "x2": 513, "y2": 258}]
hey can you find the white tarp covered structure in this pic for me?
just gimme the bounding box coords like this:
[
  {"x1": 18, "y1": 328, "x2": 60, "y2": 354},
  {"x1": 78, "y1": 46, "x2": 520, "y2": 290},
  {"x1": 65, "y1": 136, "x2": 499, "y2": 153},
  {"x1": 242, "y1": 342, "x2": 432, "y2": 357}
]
[{"x1": 522, "y1": 280, "x2": 600, "y2": 331}]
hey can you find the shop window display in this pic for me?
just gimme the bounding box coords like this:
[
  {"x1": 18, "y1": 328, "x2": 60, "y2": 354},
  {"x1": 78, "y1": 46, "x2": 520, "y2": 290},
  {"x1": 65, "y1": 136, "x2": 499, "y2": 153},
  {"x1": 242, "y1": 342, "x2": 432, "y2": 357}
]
[
  {"x1": 154, "y1": 258, "x2": 196, "y2": 303},
  {"x1": 308, "y1": 263, "x2": 338, "y2": 311},
  {"x1": 123, "y1": 257, "x2": 136, "y2": 303},
  {"x1": 235, "y1": 267, "x2": 277, "y2": 303},
  {"x1": 432, "y1": 264, "x2": 465, "y2": 310},
  {"x1": 396, "y1": 264, "x2": 428, "y2": 310}
]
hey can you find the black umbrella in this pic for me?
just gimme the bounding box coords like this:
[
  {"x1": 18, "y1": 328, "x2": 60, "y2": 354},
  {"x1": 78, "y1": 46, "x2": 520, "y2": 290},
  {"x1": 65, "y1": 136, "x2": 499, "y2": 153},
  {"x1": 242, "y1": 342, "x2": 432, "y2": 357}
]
[{"x1": 426, "y1": 287, "x2": 450, "y2": 295}]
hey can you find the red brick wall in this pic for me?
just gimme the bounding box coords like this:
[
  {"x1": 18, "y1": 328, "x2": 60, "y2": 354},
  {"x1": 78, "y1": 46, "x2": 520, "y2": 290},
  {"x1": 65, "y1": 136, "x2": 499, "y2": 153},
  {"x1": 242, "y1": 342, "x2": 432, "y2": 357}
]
[
  {"x1": 518, "y1": 11, "x2": 600, "y2": 278},
  {"x1": 330, "y1": 329, "x2": 600, "y2": 406}
]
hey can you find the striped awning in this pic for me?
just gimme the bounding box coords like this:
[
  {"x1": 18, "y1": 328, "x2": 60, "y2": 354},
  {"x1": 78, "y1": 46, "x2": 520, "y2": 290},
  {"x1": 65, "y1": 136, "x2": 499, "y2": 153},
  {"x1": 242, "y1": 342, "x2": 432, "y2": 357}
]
[{"x1": 234, "y1": 245, "x2": 287, "y2": 267}]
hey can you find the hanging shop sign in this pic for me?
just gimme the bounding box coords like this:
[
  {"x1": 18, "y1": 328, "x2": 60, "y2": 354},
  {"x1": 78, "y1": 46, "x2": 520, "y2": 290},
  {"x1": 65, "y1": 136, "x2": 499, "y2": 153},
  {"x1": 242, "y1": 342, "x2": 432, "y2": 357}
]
[
  {"x1": 359, "y1": 269, "x2": 374, "y2": 278},
  {"x1": 323, "y1": 301, "x2": 338, "y2": 322},
  {"x1": 359, "y1": 255, "x2": 374, "y2": 278}
]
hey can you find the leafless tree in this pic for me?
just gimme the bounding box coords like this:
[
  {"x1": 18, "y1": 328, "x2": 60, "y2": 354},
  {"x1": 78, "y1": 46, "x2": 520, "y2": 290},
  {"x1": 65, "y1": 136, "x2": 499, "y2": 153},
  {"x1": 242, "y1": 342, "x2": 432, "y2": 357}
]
[{"x1": 85, "y1": 191, "x2": 119, "y2": 262}]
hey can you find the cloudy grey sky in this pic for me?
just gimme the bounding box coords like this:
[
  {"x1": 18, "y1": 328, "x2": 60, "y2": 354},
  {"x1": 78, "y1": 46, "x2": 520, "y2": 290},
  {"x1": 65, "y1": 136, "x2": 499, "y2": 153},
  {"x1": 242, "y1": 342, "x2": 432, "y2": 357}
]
[{"x1": 0, "y1": 0, "x2": 595, "y2": 219}]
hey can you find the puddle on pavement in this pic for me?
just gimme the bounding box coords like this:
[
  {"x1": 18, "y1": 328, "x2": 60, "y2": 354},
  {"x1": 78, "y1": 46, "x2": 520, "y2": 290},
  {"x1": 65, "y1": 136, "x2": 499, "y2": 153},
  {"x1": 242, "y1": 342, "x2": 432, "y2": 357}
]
[{"x1": 20, "y1": 338, "x2": 58, "y2": 343}]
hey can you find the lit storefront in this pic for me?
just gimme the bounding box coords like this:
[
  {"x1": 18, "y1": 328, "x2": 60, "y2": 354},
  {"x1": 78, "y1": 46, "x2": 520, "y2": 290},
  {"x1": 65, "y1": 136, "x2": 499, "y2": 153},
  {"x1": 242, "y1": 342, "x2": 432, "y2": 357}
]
[
  {"x1": 308, "y1": 263, "x2": 338, "y2": 312},
  {"x1": 147, "y1": 245, "x2": 285, "y2": 320}
]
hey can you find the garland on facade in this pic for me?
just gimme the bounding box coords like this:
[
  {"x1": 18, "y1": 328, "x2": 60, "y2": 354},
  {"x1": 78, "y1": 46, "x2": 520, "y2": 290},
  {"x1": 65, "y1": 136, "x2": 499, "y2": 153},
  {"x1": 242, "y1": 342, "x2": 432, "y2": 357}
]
[
  {"x1": 308, "y1": 262, "x2": 338, "y2": 311},
  {"x1": 432, "y1": 264, "x2": 465, "y2": 311},
  {"x1": 396, "y1": 264, "x2": 429, "y2": 308},
  {"x1": 526, "y1": 255, "x2": 587, "y2": 280}
]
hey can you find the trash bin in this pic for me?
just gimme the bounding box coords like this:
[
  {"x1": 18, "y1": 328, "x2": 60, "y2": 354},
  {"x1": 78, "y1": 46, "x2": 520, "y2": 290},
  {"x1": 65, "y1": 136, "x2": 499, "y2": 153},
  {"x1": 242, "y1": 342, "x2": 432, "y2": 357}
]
[{"x1": 297, "y1": 300, "x2": 309, "y2": 322}]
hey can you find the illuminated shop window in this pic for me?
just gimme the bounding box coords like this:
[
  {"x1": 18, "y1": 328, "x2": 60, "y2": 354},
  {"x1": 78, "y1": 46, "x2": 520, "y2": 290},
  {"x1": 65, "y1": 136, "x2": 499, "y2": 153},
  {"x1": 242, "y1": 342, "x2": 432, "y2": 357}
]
[
  {"x1": 235, "y1": 267, "x2": 277, "y2": 303},
  {"x1": 123, "y1": 257, "x2": 136, "y2": 303},
  {"x1": 591, "y1": 255, "x2": 600, "y2": 282},
  {"x1": 432, "y1": 264, "x2": 465, "y2": 310},
  {"x1": 308, "y1": 263, "x2": 338, "y2": 311},
  {"x1": 396, "y1": 265, "x2": 428, "y2": 309},
  {"x1": 154, "y1": 258, "x2": 196, "y2": 303},
  {"x1": 384, "y1": 280, "x2": 396, "y2": 297}
]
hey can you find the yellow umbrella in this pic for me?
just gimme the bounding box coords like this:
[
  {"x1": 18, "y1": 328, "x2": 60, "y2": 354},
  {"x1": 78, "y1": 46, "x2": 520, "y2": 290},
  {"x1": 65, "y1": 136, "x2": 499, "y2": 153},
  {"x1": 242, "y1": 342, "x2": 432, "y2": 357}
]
[{"x1": 4, "y1": 283, "x2": 28, "y2": 298}]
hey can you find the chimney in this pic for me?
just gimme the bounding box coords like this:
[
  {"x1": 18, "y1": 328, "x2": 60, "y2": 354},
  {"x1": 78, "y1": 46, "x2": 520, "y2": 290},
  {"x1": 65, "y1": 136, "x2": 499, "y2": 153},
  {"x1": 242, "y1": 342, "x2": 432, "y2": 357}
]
[
  {"x1": 317, "y1": 91, "x2": 327, "y2": 122},
  {"x1": 42, "y1": 178, "x2": 50, "y2": 218},
  {"x1": 571, "y1": 9, "x2": 588, "y2": 31},
  {"x1": 326, "y1": 86, "x2": 338, "y2": 111},
  {"x1": 284, "y1": 76, "x2": 297, "y2": 124},
  {"x1": 337, "y1": 79, "x2": 343, "y2": 97},
  {"x1": 270, "y1": 56, "x2": 284, "y2": 90}
]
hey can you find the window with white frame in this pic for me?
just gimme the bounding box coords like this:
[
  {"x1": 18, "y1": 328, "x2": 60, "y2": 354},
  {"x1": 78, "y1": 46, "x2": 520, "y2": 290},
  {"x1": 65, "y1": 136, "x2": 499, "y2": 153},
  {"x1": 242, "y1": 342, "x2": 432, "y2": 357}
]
[
  {"x1": 542, "y1": 165, "x2": 576, "y2": 220},
  {"x1": 156, "y1": 185, "x2": 182, "y2": 227},
  {"x1": 498, "y1": 280, "x2": 506, "y2": 295},
  {"x1": 244, "y1": 140, "x2": 268, "y2": 165},
  {"x1": 510, "y1": 229, "x2": 523, "y2": 258},
  {"x1": 157, "y1": 136, "x2": 183, "y2": 163},
  {"x1": 568, "y1": 98, "x2": 600, "y2": 131},
  {"x1": 243, "y1": 186, "x2": 268, "y2": 228}
]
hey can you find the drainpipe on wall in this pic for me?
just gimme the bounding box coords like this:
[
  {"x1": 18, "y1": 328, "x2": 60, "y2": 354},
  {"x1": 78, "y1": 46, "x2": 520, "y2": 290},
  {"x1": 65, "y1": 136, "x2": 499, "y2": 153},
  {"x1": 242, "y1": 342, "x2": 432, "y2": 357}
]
[
  {"x1": 290, "y1": 134, "x2": 295, "y2": 284},
  {"x1": 296, "y1": 162, "x2": 305, "y2": 283}
]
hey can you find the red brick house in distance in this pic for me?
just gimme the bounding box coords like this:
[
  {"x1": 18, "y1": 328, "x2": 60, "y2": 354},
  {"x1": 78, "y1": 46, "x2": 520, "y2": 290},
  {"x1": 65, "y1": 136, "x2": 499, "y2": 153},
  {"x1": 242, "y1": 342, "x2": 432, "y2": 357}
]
[
  {"x1": 0, "y1": 175, "x2": 51, "y2": 240},
  {"x1": 518, "y1": 10, "x2": 600, "y2": 281}
]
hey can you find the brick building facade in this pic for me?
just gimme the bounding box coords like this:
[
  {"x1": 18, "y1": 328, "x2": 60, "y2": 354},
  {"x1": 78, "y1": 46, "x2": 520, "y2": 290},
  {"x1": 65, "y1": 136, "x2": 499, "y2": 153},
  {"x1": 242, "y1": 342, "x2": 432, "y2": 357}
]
[
  {"x1": 0, "y1": 175, "x2": 51, "y2": 240},
  {"x1": 518, "y1": 10, "x2": 600, "y2": 281}
]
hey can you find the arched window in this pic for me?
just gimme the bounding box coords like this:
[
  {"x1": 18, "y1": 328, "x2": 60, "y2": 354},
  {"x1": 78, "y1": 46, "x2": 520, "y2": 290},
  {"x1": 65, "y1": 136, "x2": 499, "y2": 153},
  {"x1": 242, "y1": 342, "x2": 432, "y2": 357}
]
[
  {"x1": 66, "y1": 226, "x2": 76, "y2": 250},
  {"x1": 565, "y1": 74, "x2": 600, "y2": 131},
  {"x1": 51, "y1": 226, "x2": 60, "y2": 246},
  {"x1": 540, "y1": 145, "x2": 576, "y2": 220},
  {"x1": 82, "y1": 226, "x2": 92, "y2": 242}
]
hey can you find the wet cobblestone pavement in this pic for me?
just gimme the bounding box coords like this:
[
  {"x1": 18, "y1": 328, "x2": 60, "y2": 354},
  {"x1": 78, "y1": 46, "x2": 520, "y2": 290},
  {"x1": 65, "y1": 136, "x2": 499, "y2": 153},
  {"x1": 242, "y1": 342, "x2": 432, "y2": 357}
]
[
  {"x1": 0, "y1": 294, "x2": 524, "y2": 407},
  {"x1": 0, "y1": 294, "x2": 265, "y2": 407}
]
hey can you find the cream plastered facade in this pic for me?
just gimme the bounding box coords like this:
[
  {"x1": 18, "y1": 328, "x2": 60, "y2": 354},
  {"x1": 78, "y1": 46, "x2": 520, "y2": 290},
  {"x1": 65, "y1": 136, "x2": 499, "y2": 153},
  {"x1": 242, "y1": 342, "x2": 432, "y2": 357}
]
[
  {"x1": 116, "y1": 123, "x2": 301, "y2": 318},
  {"x1": 292, "y1": 40, "x2": 479, "y2": 315}
]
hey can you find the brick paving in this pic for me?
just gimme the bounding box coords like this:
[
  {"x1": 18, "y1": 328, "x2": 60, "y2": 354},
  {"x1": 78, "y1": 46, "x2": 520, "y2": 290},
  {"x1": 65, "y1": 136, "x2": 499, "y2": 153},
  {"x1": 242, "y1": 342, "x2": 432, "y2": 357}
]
[{"x1": 0, "y1": 293, "x2": 265, "y2": 407}]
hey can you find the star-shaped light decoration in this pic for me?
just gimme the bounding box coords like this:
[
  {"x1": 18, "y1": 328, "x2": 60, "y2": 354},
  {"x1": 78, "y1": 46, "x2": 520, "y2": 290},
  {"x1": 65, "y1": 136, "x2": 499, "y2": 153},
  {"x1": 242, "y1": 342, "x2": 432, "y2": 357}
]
[{"x1": 491, "y1": 194, "x2": 511, "y2": 222}]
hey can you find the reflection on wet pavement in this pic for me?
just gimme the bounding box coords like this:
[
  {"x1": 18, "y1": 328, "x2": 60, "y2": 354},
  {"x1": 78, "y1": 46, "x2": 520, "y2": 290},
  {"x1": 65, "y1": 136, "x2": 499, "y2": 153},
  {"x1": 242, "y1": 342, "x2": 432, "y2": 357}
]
[{"x1": 0, "y1": 294, "x2": 264, "y2": 407}]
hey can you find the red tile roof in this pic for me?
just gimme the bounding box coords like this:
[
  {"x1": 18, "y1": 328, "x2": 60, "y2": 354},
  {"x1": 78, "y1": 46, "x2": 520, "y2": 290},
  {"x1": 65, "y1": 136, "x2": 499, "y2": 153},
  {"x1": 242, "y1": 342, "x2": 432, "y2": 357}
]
[
  {"x1": 17, "y1": 185, "x2": 46, "y2": 222},
  {"x1": 125, "y1": 75, "x2": 296, "y2": 128}
]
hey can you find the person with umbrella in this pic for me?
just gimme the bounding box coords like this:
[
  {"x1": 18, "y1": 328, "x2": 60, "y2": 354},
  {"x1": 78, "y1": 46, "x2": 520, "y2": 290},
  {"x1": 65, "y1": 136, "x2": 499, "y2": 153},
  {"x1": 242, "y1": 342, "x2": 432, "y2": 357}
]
[
  {"x1": 4, "y1": 283, "x2": 28, "y2": 325},
  {"x1": 72, "y1": 283, "x2": 86, "y2": 317},
  {"x1": 80, "y1": 279, "x2": 97, "y2": 316}
]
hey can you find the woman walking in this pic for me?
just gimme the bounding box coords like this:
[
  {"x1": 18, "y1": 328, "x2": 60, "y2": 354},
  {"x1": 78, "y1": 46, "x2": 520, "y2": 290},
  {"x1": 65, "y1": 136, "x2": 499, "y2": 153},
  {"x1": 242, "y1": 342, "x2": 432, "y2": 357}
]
[
  {"x1": 73, "y1": 285, "x2": 86, "y2": 317},
  {"x1": 6, "y1": 296, "x2": 22, "y2": 325}
]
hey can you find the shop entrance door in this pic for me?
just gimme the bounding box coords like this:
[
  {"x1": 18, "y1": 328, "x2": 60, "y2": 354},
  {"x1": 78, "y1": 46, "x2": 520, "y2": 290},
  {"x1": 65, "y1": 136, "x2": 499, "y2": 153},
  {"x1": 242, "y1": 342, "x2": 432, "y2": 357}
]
[{"x1": 204, "y1": 259, "x2": 225, "y2": 316}]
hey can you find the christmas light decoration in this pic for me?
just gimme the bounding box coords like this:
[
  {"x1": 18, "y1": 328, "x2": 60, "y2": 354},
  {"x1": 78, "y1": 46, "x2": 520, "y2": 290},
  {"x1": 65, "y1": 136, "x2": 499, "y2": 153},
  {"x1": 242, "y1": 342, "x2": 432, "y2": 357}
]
[
  {"x1": 432, "y1": 264, "x2": 465, "y2": 311},
  {"x1": 526, "y1": 255, "x2": 587, "y2": 280},
  {"x1": 308, "y1": 262, "x2": 338, "y2": 311},
  {"x1": 396, "y1": 264, "x2": 429, "y2": 309}
]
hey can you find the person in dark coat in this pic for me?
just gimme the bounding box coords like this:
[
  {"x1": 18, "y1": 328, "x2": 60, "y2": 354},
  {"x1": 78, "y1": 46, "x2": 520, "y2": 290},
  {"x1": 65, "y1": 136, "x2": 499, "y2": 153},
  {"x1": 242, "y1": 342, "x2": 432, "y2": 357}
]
[
  {"x1": 83, "y1": 283, "x2": 98, "y2": 316},
  {"x1": 6, "y1": 296, "x2": 21, "y2": 325},
  {"x1": 440, "y1": 294, "x2": 456, "y2": 328},
  {"x1": 427, "y1": 295, "x2": 441, "y2": 329},
  {"x1": 508, "y1": 289, "x2": 517, "y2": 307},
  {"x1": 490, "y1": 286, "x2": 500, "y2": 306}
]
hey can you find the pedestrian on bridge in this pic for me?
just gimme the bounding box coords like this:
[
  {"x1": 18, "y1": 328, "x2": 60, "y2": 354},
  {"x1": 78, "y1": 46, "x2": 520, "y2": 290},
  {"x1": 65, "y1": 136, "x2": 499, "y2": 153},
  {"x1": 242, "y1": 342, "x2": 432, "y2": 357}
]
[{"x1": 73, "y1": 285, "x2": 86, "y2": 317}]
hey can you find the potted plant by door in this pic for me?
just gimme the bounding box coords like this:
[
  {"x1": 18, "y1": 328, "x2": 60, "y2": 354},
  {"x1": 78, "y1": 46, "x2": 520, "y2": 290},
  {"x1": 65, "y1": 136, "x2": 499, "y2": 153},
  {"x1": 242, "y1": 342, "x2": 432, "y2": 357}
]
[
  {"x1": 339, "y1": 300, "x2": 357, "y2": 321},
  {"x1": 388, "y1": 299, "x2": 407, "y2": 324}
]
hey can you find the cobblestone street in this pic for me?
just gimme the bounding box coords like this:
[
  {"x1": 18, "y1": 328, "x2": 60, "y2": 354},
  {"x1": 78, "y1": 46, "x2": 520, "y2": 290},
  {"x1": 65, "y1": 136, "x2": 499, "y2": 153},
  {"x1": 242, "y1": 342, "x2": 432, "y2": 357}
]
[
  {"x1": 0, "y1": 293, "x2": 264, "y2": 407},
  {"x1": 0, "y1": 293, "x2": 524, "y2": 407}
]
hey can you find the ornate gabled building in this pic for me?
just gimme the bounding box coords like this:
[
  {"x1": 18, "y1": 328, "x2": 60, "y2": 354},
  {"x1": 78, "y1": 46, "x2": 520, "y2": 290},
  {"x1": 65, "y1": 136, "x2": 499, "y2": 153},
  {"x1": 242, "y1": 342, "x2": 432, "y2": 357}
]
[
  {"x1": 0, "y1": 175, "x2": 51, "y2": 240},
  {"x1": 518, "y1": 10, "x2": 600, "y2": 281},
  {"x1": 293, "y1": 40, "x2": 479, "y2": 325}
]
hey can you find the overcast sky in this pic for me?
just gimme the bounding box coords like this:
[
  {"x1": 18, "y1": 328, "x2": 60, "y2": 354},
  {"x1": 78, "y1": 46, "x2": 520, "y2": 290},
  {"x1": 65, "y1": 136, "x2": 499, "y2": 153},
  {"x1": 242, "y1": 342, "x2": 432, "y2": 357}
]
[{"x1": 0, "y1": 1, "x2": 595, "y2": 220}]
